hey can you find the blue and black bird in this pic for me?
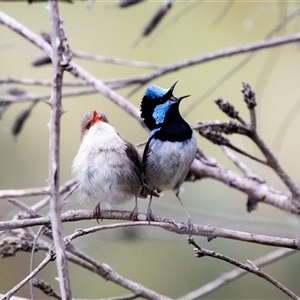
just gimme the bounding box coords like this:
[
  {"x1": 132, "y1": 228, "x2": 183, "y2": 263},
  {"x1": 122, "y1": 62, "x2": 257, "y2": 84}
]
[{"x1": 141, "y1": 81, "x2": 197, "y2": 225}]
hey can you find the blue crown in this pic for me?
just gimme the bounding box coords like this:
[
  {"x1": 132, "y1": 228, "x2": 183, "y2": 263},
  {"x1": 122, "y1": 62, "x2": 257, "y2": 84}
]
[{"x1": 144, "y1": 85, "x2": 168, "y2": 99}]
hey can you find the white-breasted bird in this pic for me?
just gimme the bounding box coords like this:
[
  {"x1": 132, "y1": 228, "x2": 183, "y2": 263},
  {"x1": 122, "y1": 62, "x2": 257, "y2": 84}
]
[{"x1": 72, "y1": 110, "x2": 148, "y2": 221}]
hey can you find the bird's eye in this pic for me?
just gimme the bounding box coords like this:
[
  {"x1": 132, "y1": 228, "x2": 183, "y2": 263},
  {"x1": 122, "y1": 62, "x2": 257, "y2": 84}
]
[{"x1": 85, "y1": 122, "x2": 92, "y2": 130}]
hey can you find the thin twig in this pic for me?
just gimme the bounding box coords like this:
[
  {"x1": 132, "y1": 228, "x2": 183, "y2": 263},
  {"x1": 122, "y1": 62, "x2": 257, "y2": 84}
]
[
  {"x1": 251, "y1": 130, "x2": 300, "y2": 199},
  {"x1": 7, "y1": 198, "x2": 41, "y2": 217},
  {"x1": 183, "y1": 4, "x2": 300, "y2": 116},
  {"x1": 73, "y1": 51, "x2": 159, "y2": 69},
  {"x1": 66, "y1": 245, "x2": 172, "y2": 300},
  {"x1": 0, "y1": 88, "x2": 97, "y2": 103},
  {"x1": 0, "y1": 77, "x2": 88, "y2": 87},
  {"x1": 31, "y1": 179, "x2": 77, "y2": 212},
  {"x1": 0, "y1": 186, "x2": 49, "y2": 199},
  {"x1": 0, "y1": 254, "x2": 52, "y2": 300},
  {"x1": 0, "y1": 11, "x2": 141, "y2": 122},
  {"x1": 124, "y1": 32, "x2": 300, "y2": 94},
  {"x1": 29, "y1": 226, "x2": 44, "y2": 300},
  {"x1": 187, "y1": 237, "x2": 300, "y2": 300},
  {"x1": 221, "y1": 146, "x2": 264, "y2": 182},
  {"x1": 224, "y1": 143, "x2": 267, "y2": 165},
  {"x1": 179, "y1": 247, "x2": 295, "y2": 300}
]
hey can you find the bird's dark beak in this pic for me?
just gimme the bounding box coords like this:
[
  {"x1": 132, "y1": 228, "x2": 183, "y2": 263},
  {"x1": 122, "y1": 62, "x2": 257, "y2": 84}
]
[
  {"x1": 167, "y1": 81, "x2": 191, "y2": 102},
  {"x1": 165, "y1": 81, "x2": 178, "y2": 99},
  {"x1": 169, "y1": 81, "x2": 178, "y2": 93},
  {"x1": 178, "y1": 94, "x2": 190, "y2": 101}
]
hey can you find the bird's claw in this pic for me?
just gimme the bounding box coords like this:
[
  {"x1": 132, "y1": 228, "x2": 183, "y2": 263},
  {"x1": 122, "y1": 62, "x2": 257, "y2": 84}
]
[
  {"x1": 93, "y1": 203, "x2": 102, "y2": 223},
  {"x1": 146, "y1": 209, "x2": 154, "y2": 225},
  {"x1": 129, "y1": 206, "x2": 139, "y2": 221}
]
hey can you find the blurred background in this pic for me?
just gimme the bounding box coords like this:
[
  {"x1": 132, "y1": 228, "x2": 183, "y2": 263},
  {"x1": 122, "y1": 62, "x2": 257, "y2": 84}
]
[{"x1": 1, "y1": 1, "x2": 300, "y2": 299}]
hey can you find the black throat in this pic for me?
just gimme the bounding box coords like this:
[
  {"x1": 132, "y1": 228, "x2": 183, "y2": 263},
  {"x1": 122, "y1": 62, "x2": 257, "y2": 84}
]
[{"x1": 153, "y1": 103, "x2": 193, "y2": 142}]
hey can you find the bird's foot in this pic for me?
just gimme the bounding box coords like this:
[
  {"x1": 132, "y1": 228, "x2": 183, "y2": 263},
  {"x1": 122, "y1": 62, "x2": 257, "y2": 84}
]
[
  {"x1": 146, "y1": 208, "x2": 155, "y2": 225},
  {"x1": 186, "y1": 217, "x2": 194, "y2": 237},
  {"x1": 129, "y1": 206, "x2": 139, "y2": 221},
  {"x1": 93, "y1": 203, "x2": 102, "y2": 223}
]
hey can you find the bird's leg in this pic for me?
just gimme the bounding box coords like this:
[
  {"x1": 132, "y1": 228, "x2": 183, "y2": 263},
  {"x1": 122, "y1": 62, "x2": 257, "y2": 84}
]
[
  {"x1": 129, "y1": 196, "x2": 139, "y2": 221},
  {"x1": 175, "y1": 192, "x2": 194, "y2": 237},
  {"x1": 93, "y1": 202, "x2": 102, "y2": 223},
  {"x1": 146, "y1": 191, "x2": 154, "y2": 224}
]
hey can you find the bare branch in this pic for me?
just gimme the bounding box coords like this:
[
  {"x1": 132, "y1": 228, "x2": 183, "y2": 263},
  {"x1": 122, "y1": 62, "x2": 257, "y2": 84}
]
[
  {"x1": 221, "y1": 146, "x2": 264, "y2": 182},
  {"x1": 0, "y1": 11, "x2": 141, "y2": 122},
  {"x1": 31, "y1": 278, "x2": 61, "y2": 300},
  {"x1": 7, "y1": 198, "x2": 41, "y2": 217},
  {"x1": 67, "y1": 245, "x2": 172, "y2": 300},
  {"x1": 0, "y1": 88, "x2": 97, "y2": 103},
  {"x1": 0, "y1": 187, "x2": 49, "y2": 199},
  {"x1": 48, "y1": 1, "x2": 71, "y2": 299},
  {"x1": 187, "y1": 237, "x2": 300, "y2": 300},
  {"x1": 191, "y1": 157, "x2": 299, "y2": 214},
  {"x1": 1, "y1": 211, "x2": 299, "y2": 249},
  {"x1": 250, "y1": 130, "x2": 300, "y2": 199},
  {"x1": 29, "y1": 226, "x2": 44, "y2": 300},
  {"x1": 0, "y1": 77, "x2": 88, "y2": 87},
  {"x1": 0, "y1": 254, "x2": 52, "y2": 300},
  {"x1": 179, "y1": 247, "x2": 295, "y2": 300},
  {"x1": 73, "y1": 51, "x2": 159, "y2": 69},
  {"x1": 122, "y1": 32, "x2": 300, "y2": 90}
]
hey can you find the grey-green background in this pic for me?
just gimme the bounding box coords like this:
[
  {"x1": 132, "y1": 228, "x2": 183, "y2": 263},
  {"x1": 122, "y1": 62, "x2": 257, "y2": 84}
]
[{"x1": 1, "y1": 1, "x2": 300, "y2": 299}]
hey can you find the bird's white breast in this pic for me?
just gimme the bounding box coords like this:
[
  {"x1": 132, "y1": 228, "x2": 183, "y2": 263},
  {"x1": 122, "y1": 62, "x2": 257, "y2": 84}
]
[{"x1": 72, "y1": 121, "x2": 135, "y2": 206}]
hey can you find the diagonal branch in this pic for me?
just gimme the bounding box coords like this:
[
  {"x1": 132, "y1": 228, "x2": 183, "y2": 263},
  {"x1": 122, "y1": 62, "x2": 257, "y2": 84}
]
[
  {"x1": 179, "y1": 247, "x2": 296, "y2": 300},
  {"x1": 0, "y1": 11, "x2": 141, "y2": 122},
  {"x1": 0, "y1": 254, "x2": 52, "y2": 300},
  {"x1": 187, "y1": 237, "x2": 300, "y2": 300}
]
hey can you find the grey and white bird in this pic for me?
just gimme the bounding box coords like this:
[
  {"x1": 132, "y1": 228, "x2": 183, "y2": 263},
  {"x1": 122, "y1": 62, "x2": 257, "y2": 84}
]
[
  {"x1": 72, "y1": 110, "x2": 148, "y2": 221},
  {"x1": 141, "y1": 82, "x2": 197, "y2": 225}
]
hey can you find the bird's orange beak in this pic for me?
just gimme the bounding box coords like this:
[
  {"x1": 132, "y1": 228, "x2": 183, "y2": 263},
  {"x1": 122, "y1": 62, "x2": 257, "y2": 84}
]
[{"x1": 92, "y1": 110, "x2": 102, "y2": 124}]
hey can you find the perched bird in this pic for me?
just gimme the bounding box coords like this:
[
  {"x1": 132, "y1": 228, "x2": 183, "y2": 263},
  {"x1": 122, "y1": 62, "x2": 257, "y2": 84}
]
[
  {"x1": 141, "y1": 82, "x2": 197, "y2": 226},
  {"x1": 72, "y1": 110, "x2": 148, "y2": 221}
]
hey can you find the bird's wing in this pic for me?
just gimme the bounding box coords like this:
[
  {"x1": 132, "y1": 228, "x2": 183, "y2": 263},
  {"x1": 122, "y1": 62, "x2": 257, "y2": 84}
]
[
  {"x1": 124, "y1": 141, "x2": 151, "y2": 199},
  {"x1": 125, "y1": 141, "x2": 143, "y2": 182},
  {"x1": 141, "y1": 136, "x2": 153, "y2": 168},
  {"x1": 141, "y1": 137, "x2": 161, "y2": 197}
]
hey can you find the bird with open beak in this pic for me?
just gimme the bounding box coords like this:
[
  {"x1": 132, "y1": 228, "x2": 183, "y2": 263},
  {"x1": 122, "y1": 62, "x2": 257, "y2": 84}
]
[{"x1": 72, "y1": 110, "x2": 148, "y2": 222}]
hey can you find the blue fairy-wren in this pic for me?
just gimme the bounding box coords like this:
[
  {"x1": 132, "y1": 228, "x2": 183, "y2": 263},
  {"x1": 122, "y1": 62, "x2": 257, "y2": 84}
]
[{"x1": 141, "y1": 82, "x2": 197, "y2": 225}]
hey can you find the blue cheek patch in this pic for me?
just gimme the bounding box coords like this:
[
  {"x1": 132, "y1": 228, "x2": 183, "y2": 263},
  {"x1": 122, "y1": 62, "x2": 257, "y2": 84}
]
[
  {"x1": 149, "y1": 128, "x2": 160, "y2": 138},
  {"x1": 145, "y1": 85, "x2": 168, "y2": 98},
  {"x1": 153, "y1": 101, "x2": 171, "y2": 125}
]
